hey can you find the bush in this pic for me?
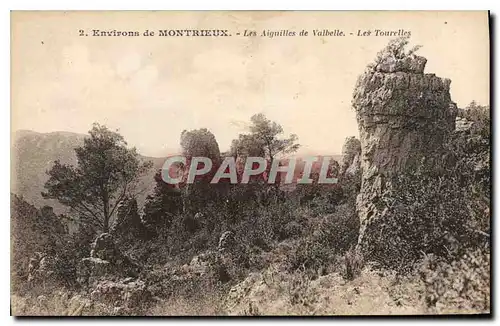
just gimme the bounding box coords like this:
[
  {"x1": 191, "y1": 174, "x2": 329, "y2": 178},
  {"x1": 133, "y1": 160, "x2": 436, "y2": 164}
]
[
  {"x1": 11, "y1": 195, "x2": 69, "y2": 289},
  {"x1": 362, "y1": 168, "x2": 489, "y2": 273}
]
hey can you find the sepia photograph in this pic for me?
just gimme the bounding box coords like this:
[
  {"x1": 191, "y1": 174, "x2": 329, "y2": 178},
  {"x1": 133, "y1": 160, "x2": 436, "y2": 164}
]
[{"x1": 10, "y1": 11, "x2": 490, "y2": 316}]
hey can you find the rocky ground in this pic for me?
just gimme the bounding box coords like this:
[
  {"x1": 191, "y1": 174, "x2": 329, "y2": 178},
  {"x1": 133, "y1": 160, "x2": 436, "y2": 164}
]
[
  {"x1": 12, "y1": 229, "x2": 489, "y2": 316},
  {"x1": 11, "y1": 37, "x2": 490, "y2": 317}
]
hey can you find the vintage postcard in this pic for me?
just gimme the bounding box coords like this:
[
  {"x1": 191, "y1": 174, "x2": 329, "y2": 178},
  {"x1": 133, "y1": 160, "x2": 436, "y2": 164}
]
[{"x1": 10, "y1": 11, "x2": 490, "y2": 316}]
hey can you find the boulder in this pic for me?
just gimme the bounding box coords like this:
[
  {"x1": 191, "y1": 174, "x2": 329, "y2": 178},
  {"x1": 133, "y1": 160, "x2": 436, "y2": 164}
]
[
  {"x1": 375, "y1": 53, "x2": 427, "y2": 74},
  {"x1": 66, "y1": 294, "x2": 93, "y2": 316},
  {"x1": 340, "y1": 137, "x2": 362, "y2": 179},
  {"x1": 455, "y1": 116, "x2": 474, "y2": 132},
  {"x1": 76, "y1": 257, "x2": 113, "y2": 287},
  {"x1": 27, "y1": 252, "x2": 57, "y2": 284},
  {"x1": 77, "y1": 233, "x2": 140, "y2": 287},
  {"x1": 171, "y1": 251, "x2": 215, "y2": 281},
  {"x1": 90, "y1": 233, "x2": 118, "y2": 262},
  {"x1": 91, "y1": 233, "x2": 139, "y2": 270}
]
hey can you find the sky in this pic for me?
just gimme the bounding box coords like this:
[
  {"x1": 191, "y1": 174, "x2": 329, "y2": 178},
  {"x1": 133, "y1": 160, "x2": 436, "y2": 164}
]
[{"x1": 11, "y1": 11, "x2": 490, "y2": 157}]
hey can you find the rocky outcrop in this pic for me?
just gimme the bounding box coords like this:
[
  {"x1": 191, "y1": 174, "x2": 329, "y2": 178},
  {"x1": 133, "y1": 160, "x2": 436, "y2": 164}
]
[
  {"x1": 173, "y1": 251, "x2": 215, "y2": 279},
  {"x1": 111, "y1": 198, "x2": 148, "y2": 239},
  {"x1": 455, "y1": 108, "x2": 475, "y2": 132},
  {"x1": 340, "y1": 137, "x2": 361, "y2": 179},
  {"x1": 90, "y1": 278, "x2": 152, "y2": 310},
  {"x1": 218, "y1": 231, "x2": 236, "y2": 253},
  {"x1": 352, "y1": 39, "x2": 457, "y2": 246},
  {"x1": 90, "y1": 233, "x2": 119, "y2": 261},
  {"x1": 27, "y1": 252, "x2": 57, "y2": 284},
  {"x1": 77, "y1": 233, "x2": 139, "y2": 287},
  {"x1": 455, "y1": 116, "x2": 473, "y2": 132},
  {"x1": 90, "y1": 233, "x2": 138, "y2": 269}
]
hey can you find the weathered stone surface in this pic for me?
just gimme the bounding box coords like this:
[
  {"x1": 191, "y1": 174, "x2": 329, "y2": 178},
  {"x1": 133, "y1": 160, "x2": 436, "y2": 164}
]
[
  {"x1": 455, "y1": 116, "x2": 474, "y2": 132},
  {"x1": 90, "y1": 233, "x2": 118, "y2": 262},
  {"x1": 218, "y1": 231, "x2": 236, "y2": 253},
  {"x1": 173, "y1": 252, "x2": 213, "y2": 280},
  {"x1": 340, "y1": 137, "x2": 361, "y2": 179},
  {"x1": 66, "y1": 294, "x2": 93, "y2": 316},
  {"x1": 346, "y1": 154, "x2": 361, "y2": 177},
  {"x1": 375, "y1": 54, "x2": 427, "y2": 74},
  {"x1": 27, "y1": 252, "x2": 57, "y2": 283},
  {"x1": 91, "y1": 233, "x2": 139, "y2": 268},
  {"x1": 90, "y1": 278, "x2": 152, "y2": 309},
  {"x1": 187, "y1": 254, "x2": 210, "y2": 276},
  {"x1": 353, "y1": 51, "x2": 457, "y2": 247}
]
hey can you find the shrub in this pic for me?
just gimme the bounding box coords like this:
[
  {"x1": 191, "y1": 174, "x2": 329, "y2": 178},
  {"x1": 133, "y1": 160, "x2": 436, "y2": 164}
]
[{"x1": 284, "y1": 202, "x2": 359, "y2": 275}]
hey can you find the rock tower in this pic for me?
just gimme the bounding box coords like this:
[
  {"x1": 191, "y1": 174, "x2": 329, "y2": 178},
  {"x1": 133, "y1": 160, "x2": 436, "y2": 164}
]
[{"x1": 352, "y1": 39, "x2": 458, "y2": 246}]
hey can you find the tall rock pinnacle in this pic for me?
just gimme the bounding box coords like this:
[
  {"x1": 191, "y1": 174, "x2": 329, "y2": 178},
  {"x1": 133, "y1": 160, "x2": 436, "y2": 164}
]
[{"x1": 352, "y1": 38, "x2": 458, "y2": 247}]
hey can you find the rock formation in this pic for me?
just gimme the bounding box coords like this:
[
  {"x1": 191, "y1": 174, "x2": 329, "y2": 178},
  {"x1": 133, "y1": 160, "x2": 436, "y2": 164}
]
[
  {"x1": 218, "y1": 231, "x2": 236, "y2": 253},
  {"x1": 77, "y1": 233, "x2": 139, "y2": 287},
  {"x1": 27, "y1": 252, "x2": 57, "y2": 284},
  {"x1": 455, "y1": 116, "x2": 473, "y2": 132},
  {"x1": 90, "y1": 278, "x2": 152, "y2": 310},
  {"x1": 455, "y1": 108, "x2": 476, "y2": 132},
  {"x1": 340, "y1": 136, "x2": 361, "y2": 179},
  {"x1": 352, "y1": 39, "x2": 457, "y2": 247}
]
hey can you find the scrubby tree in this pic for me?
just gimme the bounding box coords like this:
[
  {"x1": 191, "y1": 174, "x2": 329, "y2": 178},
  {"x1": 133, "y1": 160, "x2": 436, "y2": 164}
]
[
  {"x1": 42, "y1": 123, "x2": 152, "y2": 233},
  {"x1": 226, "y1": 114, "x2": 301, "y2": 208},
  {"x1": 368, "y1": 36, "x2": 422, "y2": 70},
  {"x1": 230, "y1": 114, "x2": 300, "y2": 183},
  {"x1": 142, "y1": 170, "x2": 183, "y2": 233}
]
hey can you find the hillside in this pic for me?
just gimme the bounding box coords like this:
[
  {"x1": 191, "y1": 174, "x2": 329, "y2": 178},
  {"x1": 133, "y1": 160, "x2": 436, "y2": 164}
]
[{"x1": 10, "y1": 37, "x2": 490, "y2": 317}]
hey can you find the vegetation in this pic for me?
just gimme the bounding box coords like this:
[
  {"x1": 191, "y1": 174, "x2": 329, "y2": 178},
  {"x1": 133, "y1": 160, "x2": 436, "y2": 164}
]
[
  {"x1": 42, "y1": 124, "x2": 152, "y2": 233},
  {"x1": 11, "y1": 105, "x2": 490, "y2": 314}
]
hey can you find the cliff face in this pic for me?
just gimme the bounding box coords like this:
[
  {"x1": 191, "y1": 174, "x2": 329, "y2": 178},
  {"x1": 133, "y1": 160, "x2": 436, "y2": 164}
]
[{"x1": 352, "y1": 47, "x2": 457, "y2": 246}]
